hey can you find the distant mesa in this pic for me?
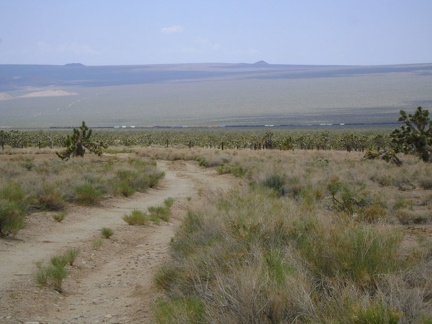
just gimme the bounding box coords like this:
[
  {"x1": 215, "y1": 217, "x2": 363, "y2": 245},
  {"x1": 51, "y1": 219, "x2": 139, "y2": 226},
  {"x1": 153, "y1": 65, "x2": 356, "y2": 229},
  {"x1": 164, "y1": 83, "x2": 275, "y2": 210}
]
[
  {"x1": 253, "y1": 60, "x2": 269, "y2": 66},
  {"x1": 64, "y1": 63, "x2": 85, "y2": 67}
]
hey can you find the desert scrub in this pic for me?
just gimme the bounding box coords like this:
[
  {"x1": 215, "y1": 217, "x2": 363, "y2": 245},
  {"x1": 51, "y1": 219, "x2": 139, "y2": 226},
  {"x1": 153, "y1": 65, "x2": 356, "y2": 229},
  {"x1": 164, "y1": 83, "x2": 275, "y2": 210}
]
[
  {"x1": 34, "y1": 249, "x2": 78, "y2": 292},
  {"x1": 0, "y1": 182, "x2": 28, "y2": 236},
  {"x1": 155, "y1": 297, "x2": 205, "y2": 324},
  {"x1": 260, "y1": 174, "x2": 287, "y2": 196},
  {"x1": 123, "y1": 210, "x2": 149, "y2": 225},
  {"x1": 148, "y1": 198, "x2": 174, "y2": 222},
  {"x1": 64, "y1": 247, "x2": 80, "y2": 266},
  {"x1": 52, "y1": 211, "x2": 66, "y2": 222},
  {"x1": 1, "y1": 155, "x2": 164, "y2": 214},
  {"x1": 111, "y1": 163, "x2": 164, "y2": 197},
  {"x1": 124, "y1": 199, "x2": 174, "y2": 226},
  {"x1": 101, "y1": 227, "x2": 114, "y2": 239},
  {"x1": 92, "y1": 238, "x2": 103, "y2": 250},
  {"x1": 155, "y1": 185, "x2": 429, "y2": 323},
  {"x1": 37, "y1": 183, "x2": 65, "y2": 211},
  {"x1": 74, "y1": 183, "x2": 103, "y2": 205}
]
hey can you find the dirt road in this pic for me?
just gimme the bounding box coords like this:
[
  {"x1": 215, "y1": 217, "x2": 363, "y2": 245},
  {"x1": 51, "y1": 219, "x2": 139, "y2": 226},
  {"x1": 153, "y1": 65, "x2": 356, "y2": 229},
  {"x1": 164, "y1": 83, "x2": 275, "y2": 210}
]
[{"x1": 0, "y1": 160, "x2": 237, "y2": 323}]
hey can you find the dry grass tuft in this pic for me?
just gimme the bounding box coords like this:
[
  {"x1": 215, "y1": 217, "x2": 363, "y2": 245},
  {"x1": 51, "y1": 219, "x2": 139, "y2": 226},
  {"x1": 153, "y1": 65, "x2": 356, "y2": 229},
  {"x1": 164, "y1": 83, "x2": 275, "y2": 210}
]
[{"x1": 153, "y1": 148, "x2": 432, "y2": 322}]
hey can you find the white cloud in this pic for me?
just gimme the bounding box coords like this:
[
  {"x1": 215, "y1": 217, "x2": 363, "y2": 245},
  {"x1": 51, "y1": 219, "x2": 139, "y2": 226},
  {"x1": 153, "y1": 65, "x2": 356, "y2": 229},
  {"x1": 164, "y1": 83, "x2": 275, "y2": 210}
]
[
  {"x1": 161, "y1": 25, "x2": 184, "y2": 34},
  {"x1": 196, "y1": 38, "x2": 221, "y2": 51}
]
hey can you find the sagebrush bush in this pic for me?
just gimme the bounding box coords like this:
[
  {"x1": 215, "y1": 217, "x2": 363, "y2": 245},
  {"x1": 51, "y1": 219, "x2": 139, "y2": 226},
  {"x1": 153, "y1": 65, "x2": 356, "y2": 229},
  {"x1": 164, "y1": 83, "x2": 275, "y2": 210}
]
[
  {"x1": 64, "y1": 248, "x2": 80, "y2": 266},
  {"x1": 123, "y1": 210, "x2": 149, "y2": 225},
  {"x1": 52, "y1": 211, "x2": 66, "y2": 223},
  {"x1": 34, "y1": 248, "x2": 77, "y2": 292},
  {"x1": 101, "y1": 227, "x2": 114, "y2": 239},
  {"x1": 74, "y1": 183, "x2": 103, "y2": 205},
  {"x1": 0, "y1": 182, "x2": 28, "y2": 236},
  {"x1": 261, "y1": 174, "x2": 287, "y2": 196},
  {"x1": 124, "y1": 199, "x2": 174, "y2": 226}
]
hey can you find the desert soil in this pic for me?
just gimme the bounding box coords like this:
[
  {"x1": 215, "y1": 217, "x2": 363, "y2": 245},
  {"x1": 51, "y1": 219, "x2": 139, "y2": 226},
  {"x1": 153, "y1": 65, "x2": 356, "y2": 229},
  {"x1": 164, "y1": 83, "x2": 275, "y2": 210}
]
[{"x1": 0, "y1": 160, "x2": 239, "y2": 323}]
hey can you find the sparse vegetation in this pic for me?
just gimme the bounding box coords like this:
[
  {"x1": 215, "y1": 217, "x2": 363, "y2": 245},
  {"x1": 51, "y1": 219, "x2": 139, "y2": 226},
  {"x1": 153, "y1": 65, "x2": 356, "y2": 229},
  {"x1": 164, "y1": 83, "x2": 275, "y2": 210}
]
[
  {"x1": 75, "y1": 183, "x2": 103, "y2": 205},
  {"x1": 122, "y1": 210, "x2": 149, "y2": 225},
  {"x1": 92, "y1": 238, "x2": 103, "y2": 250},
  {"x1": 0, "y1": 153, "x2": 164, "y2": 236},
  {"x1": 52, "y1": 211, "x2": 66, "y2": 223},
  {"x1": 0, "y1": 182, "x2": 28, "y2": 236},
  {"x1": 152, "y1": 146, "x2": 432, "y2": 323},
  {"x1": 2, "y1": 126, "x2": 432, "y2": 321},
  {"x1": 34, "y1": 248, "x2": 79, "y2": 292},
  {"x1": 64, "y1": 248, "x2": 80, "y2": 266},
  {"x1": 101, "y1": 227, "x2": 114, "y2": 239},
  {"x1": 123, "y1": 198, "x2": 174, "y2": 226}
]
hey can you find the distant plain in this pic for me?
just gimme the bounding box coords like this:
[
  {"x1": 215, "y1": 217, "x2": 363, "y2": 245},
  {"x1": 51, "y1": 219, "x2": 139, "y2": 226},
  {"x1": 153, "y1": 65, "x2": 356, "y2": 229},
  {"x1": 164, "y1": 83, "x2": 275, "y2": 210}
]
[{"x1": 0, "y1": 63, "x2": 431, "y2": 129}]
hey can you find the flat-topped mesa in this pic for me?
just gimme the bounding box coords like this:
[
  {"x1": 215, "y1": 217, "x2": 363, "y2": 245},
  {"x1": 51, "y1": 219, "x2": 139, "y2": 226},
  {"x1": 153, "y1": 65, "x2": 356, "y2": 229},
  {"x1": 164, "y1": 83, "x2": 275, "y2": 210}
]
[
  {"x1": 64, "y1": 63, "x2": 86, "y2": 67},
  {"x1": 253, "y1": 60, "x2": 269, "y2": 66}
]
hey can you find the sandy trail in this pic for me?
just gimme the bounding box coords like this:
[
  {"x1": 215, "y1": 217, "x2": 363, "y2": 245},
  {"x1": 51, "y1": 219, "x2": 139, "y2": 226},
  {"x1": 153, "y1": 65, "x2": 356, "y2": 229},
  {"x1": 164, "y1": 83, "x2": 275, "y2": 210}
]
[{"x1": 0, "y1": 160, "x2": 236, "y2": 323}]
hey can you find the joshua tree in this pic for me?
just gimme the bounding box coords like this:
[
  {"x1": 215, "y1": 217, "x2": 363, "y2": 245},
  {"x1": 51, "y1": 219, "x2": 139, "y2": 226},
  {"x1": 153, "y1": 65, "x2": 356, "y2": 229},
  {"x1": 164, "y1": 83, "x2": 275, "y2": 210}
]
[
  {"x1": 56, "y1": 121, "x2": 106, "y2": 160},
  {"x1": 391, "y1": 107, "x2": 432, "y2": 162},
  {"x1": 0, "y1": 130, "x2": 7, "y2": 151}
]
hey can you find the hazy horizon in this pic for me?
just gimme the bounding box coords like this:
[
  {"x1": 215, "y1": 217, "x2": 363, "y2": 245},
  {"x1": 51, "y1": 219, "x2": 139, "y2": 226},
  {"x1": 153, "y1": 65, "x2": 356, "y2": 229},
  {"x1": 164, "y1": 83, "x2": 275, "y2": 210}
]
[{"x1": 1, "y1": 63, "x2": 431, "y2": 129}]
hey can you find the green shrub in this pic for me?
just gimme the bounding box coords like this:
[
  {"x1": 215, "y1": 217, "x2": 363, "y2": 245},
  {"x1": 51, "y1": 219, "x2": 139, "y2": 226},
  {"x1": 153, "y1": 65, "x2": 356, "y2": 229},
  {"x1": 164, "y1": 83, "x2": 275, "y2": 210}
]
[
  {"x1": 216, "y1": 163, "x2": 246, "y2": 178},
  {"x1": 113, "y1": 170, "x2": 138, "y2": 197},
  {"x1": 326, "y1": 176, "x2": 369, "y2": 216},
  {"x1": 34, "y1": 262, "x2": 49, "y2": 287},
  {"x1": 35, "y1": 251, "x2": 71, "y2": 292},
  {"x1": 45, "y1": 265, "x2": 68, "y2": 292},
  {"x1": 155, "y1": 297, "x2": 205, "y2": 324},
  {"x1": 38, "y1": 184, "x2": 65, "y2": 210},
  {"x1": 0, "y1": 183, "x2": 28, "y2": 236},
  {"x1": 164, "y1": 197, "x2": 174, "y2": 208},
  {"x1": 352, "y1": 301, "x2": 401, "y2": 324},
  {"x1": 154, "y1": 265, "x2": 181, "y2": 290},
  {"x1": 113, "y1": 180, "x2": 136, "y2": 197},
  {"x1": 112, "y1": 168, "x2": 164, "y2": 196},
  {"x1": 64, "y1": 248, "x2": 80, "y2": 266},
  {"x1": 298, "y1": 223, "x2": 402, "y2": 289},
  {"x1": 419, "y1": 178, "x2": 432, "y2": 190},
  {"x1": 148, "y1": 203, "x2": 172, "y2": 223},
  {"x1": 195, "y1": 156, "x2": 208, "y2": 167},
  {"x1": 0, "y1": 199, "x2": 26, "y2": 236},
  {"x1": 52, "y1": 212, "x2": 66, "y2": 223},
  {"x1": 75, "y1": 183, "x2": 102, "y2": 205},
  {"x1": 359, "y1": 205, "x2": 387, "y2": 223},
  {"x1": 261, "y1": 174, "x2": 287, "y2": 196},
  {"x1": 50, "y1": 255, "x2": 69, "y2": 269},
  {"x1": 122, "y1": 210, "x2": 149, "y2": 225},
  {"x1": 101, "y1": 227, "x2": 114, "y2": 239}
]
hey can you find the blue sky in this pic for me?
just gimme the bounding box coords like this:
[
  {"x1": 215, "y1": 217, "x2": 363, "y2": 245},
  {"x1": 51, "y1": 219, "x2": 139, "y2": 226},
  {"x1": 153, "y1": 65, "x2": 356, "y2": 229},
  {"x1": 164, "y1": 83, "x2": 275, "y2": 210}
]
[{"x1": 0, "y1": 0, "x2": 431, "y2": 66}]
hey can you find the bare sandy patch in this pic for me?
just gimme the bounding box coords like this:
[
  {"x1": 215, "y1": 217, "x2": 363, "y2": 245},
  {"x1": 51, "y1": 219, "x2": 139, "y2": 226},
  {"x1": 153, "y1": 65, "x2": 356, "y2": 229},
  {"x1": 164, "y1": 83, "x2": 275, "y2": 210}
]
[
  {"x1": 19, "y1": 89, "x2": 78, "y2": 98},
  {"x1": 0, "y1": 93, "x2": 13, "y2": 100}
]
